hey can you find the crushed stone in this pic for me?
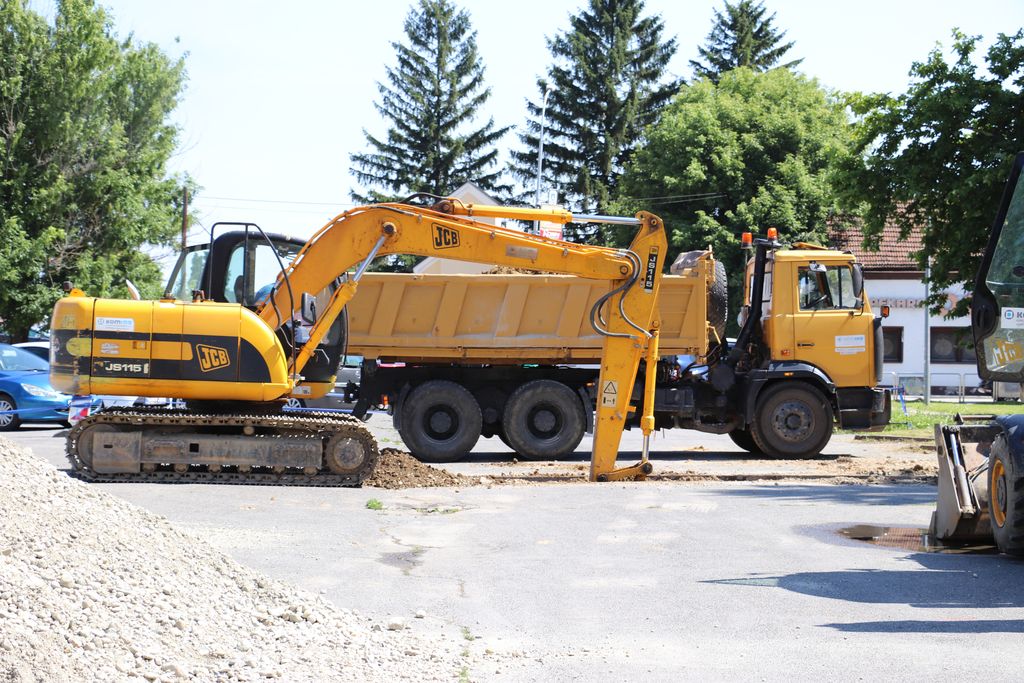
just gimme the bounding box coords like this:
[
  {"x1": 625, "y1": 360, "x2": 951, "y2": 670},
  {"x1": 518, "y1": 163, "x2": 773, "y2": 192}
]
[{"x1": 0, "y1": 437, "x2": 493, "y2": 681}]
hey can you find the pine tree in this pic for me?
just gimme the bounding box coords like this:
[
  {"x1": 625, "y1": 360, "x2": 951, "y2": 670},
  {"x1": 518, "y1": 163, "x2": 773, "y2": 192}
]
[
  {"x1": 509, "y1": 0, "x2": 678, "y2": 239},
  {"x1": 349, "y1": 0, "x2": 509, "y2": 203},
  {"x1": 690, "y1": 0, "x2": 801, "y2": 82}
]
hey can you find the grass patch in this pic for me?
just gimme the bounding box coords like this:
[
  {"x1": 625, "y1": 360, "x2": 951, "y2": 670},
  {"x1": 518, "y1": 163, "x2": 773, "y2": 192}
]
[
  {"x1": 365, "y1": 498, "x2": 384, "y2": 511},
  {"x1": 871, "y1": 399, "x2": 1021, "y2": 437}
]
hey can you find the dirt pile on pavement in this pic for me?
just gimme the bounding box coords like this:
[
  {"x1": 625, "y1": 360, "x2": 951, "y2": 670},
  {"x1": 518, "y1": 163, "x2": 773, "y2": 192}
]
[
  {"x1": 366, "y1": 449, "x2": 478, "y2": 489},
  {"x1": 0, "y1": 437, "x2": 486, "y2": 682}
]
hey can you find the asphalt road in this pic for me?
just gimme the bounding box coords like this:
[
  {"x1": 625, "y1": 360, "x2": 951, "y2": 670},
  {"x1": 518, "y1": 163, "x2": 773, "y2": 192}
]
[{"x1": 6, "y1": 423, "x2": 1023, "y2": 681}]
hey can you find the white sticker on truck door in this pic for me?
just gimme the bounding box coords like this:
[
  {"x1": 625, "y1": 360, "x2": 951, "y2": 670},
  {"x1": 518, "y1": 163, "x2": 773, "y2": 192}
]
[
  {"x1": 835, "y1": 334, "x2": 866, "y2": 355},
  {"x1": 1002, "y1": 308, "x2": 1024, "y2": 329}
]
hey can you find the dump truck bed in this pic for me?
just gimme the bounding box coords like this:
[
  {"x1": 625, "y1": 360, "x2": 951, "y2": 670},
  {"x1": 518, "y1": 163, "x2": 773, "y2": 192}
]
[{"x1": 348, "y1": 267, "x2": 713, "y2": 363}]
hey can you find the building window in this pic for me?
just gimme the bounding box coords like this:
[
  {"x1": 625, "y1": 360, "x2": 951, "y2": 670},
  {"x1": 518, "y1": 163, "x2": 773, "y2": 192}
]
[
  {"x1": 882, "y1": 327, "x2": 903, "y2": 363},
  {"x1": 930, "y1": 327, "x2": 977, "y2": 364}
]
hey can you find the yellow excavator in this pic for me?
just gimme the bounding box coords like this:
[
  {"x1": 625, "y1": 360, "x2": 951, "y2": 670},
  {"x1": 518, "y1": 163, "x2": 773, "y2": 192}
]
[
  {"x1": 931, "y1": 152, "x2": 1024, "y2": 555},
  {"x1": 50, "y1": 199, "x2": 668, "y2": 484}
]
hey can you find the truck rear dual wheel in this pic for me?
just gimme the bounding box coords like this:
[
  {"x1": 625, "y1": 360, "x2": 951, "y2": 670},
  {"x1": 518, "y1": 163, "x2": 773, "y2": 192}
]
[
  {"x1": 400, "y1": 380, "x2": 481, "y2": 463},
  {"x1": 750, "y1": 382, "x2": 833, "y2": 459},
  {"x1": 988, "y1": 435, "x2": 1024, "y2": 556},
  {"x1": 502, "y1": 380, "x2": 585, "y2": 461}
]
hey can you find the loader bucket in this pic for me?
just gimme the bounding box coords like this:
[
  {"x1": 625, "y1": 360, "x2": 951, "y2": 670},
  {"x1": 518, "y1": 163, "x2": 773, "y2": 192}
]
[{"x1": 930, "y1": 423, "x2": 997, "y2": 544}]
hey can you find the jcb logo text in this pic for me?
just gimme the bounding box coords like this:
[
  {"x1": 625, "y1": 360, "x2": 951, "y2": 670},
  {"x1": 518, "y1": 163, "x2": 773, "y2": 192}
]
[
  {"x1": 432, "y1": 224, "x2": 460, "y2": 250},
  {"x1": 196, "y1": 344, "x2": 231, "y2": 372}
]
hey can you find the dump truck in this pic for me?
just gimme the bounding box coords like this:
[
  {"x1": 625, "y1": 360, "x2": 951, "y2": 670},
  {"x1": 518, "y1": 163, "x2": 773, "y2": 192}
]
[
  {"x1": 343, "y1": 234, "x2": 891, "y2": 462},
  {"x1": 931, "y1": 152, "x2": 1024, "y2": 555}
]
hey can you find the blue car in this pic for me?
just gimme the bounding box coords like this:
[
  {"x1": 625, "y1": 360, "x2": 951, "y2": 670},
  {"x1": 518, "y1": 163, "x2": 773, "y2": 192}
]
[{"x1": 0, "y1": 343, "x2": 71, "y2": 430}]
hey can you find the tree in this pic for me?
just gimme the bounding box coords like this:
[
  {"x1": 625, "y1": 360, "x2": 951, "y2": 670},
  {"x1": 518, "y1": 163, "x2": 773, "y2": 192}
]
[
  {"x1": 617, "y1": 68, "x2": 853, "y2": 331},
  {"x1": 690, "y1": 0, "x2": 801, "y2": 83},
  {"x1": 0, "y1": 0, "x2": 189, "y2": 341},
  {"x1": 838, "y1": 30, "x2": 1024, "y2": 316},
  {"x1": 509, "y1": 0, "x2": 679, "y2": 240},
  {"x1": 349, "y1": 0, "x2": 510, "y2": 203}
]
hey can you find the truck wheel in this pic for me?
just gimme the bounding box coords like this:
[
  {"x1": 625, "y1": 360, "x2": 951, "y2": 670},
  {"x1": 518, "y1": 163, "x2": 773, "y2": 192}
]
[
  {"x1": 0, "y1": 394, "x2": 21, "y2": 431},
  {"x1": 400, "y1": 381, "x2": 481, "y2": 463},
  {"x1": 727, "y1": 428, "x2": 760, "y2": 454},
  {"x1": 750, "y1": 382, "x2": 833, "y2": 458},
  {"x1": 988, "y1": 435, "x2": 1024, "y2": 556},
  {"x1": 502, "y1": 380, "x2": 585, "y2": 460}
]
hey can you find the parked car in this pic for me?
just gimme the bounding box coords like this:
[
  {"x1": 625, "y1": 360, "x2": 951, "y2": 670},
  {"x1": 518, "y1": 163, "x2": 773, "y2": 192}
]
[
  {"x1": 0, "y1": 343, "x2": 71, "y2": 430},
  {"x1": 13, "y1": 341, "x2": 50, "y2": 362}
]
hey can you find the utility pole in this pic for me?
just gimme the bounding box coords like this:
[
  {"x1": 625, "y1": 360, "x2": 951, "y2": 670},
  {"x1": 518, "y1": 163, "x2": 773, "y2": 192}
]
[
  {"x1": 533, "y1": 82, "x2": 553, "y2": 233},
  {"x1": 923, "y1": 260, "x2": 931, "y2": 405}
]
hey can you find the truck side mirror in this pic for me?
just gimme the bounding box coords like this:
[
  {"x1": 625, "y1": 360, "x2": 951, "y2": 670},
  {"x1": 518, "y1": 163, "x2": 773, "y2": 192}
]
[
  {"x1": 851, "y1": 264, "x2": 864, "y2": 299},
  {"x1": 300, "y1": 292, "x2": 317, "y2": 325}
]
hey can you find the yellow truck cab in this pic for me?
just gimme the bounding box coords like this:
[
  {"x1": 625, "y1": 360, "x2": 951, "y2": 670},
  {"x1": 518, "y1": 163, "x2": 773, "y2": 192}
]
[{"x1": 735, "y1": 241, "x2": 889, "y2": 443}]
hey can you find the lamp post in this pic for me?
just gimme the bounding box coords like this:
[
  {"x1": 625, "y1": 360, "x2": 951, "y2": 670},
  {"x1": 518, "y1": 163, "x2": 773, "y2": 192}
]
[{"x1": 534, "y1": 82, "x2": 553, "y2": 233}]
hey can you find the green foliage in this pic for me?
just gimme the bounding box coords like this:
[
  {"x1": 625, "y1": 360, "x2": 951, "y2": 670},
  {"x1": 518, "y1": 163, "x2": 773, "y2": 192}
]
[
  {"x1": 349, "y1": 0, "x2": 510, "y2": 203},
  {"x1": 690, "y1": 0, "x2": 801, "y2": 83},
  {"x1": 509, "y1": 0, "x2": 679, "y2": 241},
  {"x1": 618, "y1": 68, "x2": 853, "y2": 331},
  {"x1": 365, "y1": 498, "x2": 384, "y2": 511},
  {"x1": 838, "y1": 30, "x2": 1024, "y2": 317},
  {"x1": 0, "y1": 0, "x2": 188, "y2": 340}
]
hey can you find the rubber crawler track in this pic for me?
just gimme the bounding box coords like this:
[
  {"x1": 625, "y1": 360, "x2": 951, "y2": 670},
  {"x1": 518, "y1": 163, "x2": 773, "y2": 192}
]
[{"x1": 65, "y1": 408, "x2": 379, "y2": 487}]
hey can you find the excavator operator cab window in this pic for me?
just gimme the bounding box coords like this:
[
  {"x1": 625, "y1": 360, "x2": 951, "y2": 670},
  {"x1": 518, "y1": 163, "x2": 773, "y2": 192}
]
[
  {"x1": 223, "y1": 240, "x2": 302, "y2": 307},
  {"x1": 164, "y1": 245, "x2": 210, "y2": 300},
  {"x1": 798, "y1": 264, "x2": 858, "y2": 311}
]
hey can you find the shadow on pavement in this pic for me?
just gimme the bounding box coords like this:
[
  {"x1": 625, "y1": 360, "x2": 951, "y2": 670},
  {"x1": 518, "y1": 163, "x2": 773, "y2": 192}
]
[
  {"x1": 706, "y1": 552, "x2": 1024, "y2": 632},
  {"x1": 823, "y1": 619, "x2": 1024, "y2": 633},
  {"x1": 711, "y1": 483, "x2": 935, "y2": 506}
]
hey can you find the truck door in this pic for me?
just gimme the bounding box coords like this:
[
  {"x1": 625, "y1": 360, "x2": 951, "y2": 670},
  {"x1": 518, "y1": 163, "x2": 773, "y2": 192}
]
[
  {"x1": 972, "y1": 153, "x2": 1024, "y2": 383},
  {"x1": 790, "y1": 260, "x2": 874, "y2": 387}
]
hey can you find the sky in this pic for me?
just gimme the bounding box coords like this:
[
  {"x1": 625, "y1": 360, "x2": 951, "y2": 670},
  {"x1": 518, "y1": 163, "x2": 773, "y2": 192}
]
[{"x1": 27, "y1": 0, "x2": 1024, "y2": 266}]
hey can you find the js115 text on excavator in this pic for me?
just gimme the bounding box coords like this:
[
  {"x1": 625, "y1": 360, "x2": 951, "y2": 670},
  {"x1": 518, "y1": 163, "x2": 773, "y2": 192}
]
[
  {"x1": 50, "y1": 200, "x2": 673, "y2": 484},
  {"x1": 149, "y1": 203, "x2": 891, "y2": 469},
  {"x1": 932, "y1": 152, "x2": 1024, "y2": 555}
]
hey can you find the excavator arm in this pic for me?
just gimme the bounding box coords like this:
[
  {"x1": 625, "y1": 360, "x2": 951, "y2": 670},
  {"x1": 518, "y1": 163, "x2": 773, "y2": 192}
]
[{"x1": 257, "y1": 201, "x2": 669, "y2": 481}]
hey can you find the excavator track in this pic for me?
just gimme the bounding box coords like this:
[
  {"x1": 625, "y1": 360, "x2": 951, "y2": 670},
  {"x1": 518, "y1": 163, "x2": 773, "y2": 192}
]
[{"x1": 65, "y1": 407, "x2": 379, "y2": 487}]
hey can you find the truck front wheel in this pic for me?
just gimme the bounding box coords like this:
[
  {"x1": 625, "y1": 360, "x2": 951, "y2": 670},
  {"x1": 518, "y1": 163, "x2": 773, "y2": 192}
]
[
  {"x1": 502, "y1": 380, "x2": 585, "y2": 461},
  {"x1": 988, "y1": 434, "x2": 1024, "y2": 556},
  {"x1": 400, "y1": 381, "x2": 482, "y2": 463},
  {"x1": 750, "y1": 382, "x2": 833, "y2": 458}
]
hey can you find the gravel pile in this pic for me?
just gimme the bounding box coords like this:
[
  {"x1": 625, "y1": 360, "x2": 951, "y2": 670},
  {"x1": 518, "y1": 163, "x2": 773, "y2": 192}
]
[{"x1": 0, "y1": 437, "x2": 476, "y2": 682}]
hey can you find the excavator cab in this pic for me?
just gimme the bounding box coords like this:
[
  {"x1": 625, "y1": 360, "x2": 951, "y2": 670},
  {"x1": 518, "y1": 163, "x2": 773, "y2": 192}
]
[
  {"x1": 932, "y1": 153, "x2": 1024, "y2": 554},
  {"x1": 164, "y1": 227, "x2": 345, "y2": 398}
]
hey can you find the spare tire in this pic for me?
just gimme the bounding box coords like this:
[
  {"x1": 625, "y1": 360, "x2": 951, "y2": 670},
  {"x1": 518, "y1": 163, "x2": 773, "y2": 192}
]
[{"x1": 708, "y1": 259, "x2": 728, "y2": 341}]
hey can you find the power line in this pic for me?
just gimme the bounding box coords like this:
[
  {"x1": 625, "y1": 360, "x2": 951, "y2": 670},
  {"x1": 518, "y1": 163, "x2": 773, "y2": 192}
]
[{"x1": 198, "y1": 195, "x2": 355, "y2": 207}]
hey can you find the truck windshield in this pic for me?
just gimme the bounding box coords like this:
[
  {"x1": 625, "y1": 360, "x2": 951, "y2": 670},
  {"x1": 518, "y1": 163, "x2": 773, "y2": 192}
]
[
  {"x1": 164, "y1": 245, "x2": 210, "y2": 300},
  {"x1": 798, "y1": 265, "x2": 858, "y2": 310}
]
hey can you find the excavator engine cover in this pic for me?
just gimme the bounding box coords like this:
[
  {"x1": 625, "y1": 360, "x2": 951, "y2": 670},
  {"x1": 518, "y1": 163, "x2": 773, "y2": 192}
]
[{"x1": 50, "y1": 296, "x2": 291, "y2": 402}]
